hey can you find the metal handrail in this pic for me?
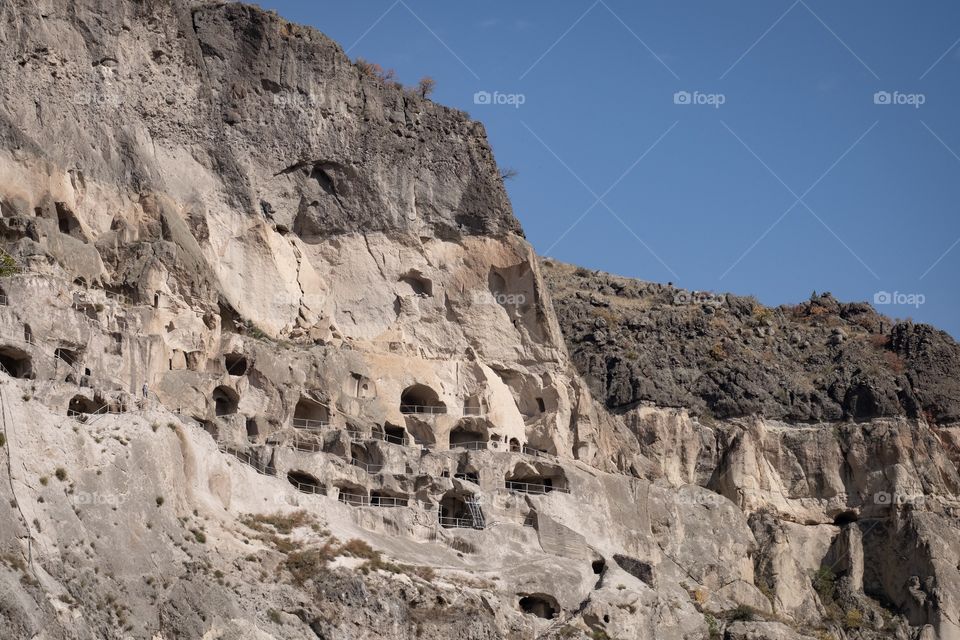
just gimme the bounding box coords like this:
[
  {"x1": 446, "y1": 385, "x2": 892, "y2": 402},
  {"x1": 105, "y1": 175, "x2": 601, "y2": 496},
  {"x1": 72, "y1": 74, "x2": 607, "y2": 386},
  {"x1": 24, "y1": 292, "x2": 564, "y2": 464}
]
[
  {"x1": 449, "y1": 440, "x2": 490, "y2": 451},
  {"x1": 349, "y1": 458, "x2": 385, "y2": 474},
  {"x1": 337, "y1": 491, "x2": 409, "y2": 508},
  {"x1": 289, "y1": 479, "x2": 326, "y2": 495},
  {"x1": 438, "y1": 515, "x2": 479, "y2": 528},
  {"x1": 400, "y1": 404, "x2": 447, "y2": 415},
  {"x1": 462, "y1": 407, "x2": 485, "y2": 416},
  {"x1": 502, "y1": 480, "x2": 568, "y2": 495},
  {"x1": 292, "y1": 417, "x2": 328, "y2": 430},
  {"x1": 369, "y1": 431, "x2": 409, "y2": 446}
]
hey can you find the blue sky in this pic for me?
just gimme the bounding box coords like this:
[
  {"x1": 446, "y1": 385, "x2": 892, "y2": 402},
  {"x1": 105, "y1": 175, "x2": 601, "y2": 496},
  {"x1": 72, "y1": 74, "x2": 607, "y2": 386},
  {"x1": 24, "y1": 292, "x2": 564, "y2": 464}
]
[{"x1": 255, "y1": 0, "x2": 960, "y2": 338}]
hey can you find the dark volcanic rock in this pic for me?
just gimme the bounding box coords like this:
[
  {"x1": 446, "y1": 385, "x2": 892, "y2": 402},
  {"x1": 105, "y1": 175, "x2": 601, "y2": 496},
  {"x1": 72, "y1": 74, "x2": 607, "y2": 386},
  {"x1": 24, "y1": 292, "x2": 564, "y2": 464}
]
[{"x1": 543, "y1": 260, "x2": 960, "y2": 424}]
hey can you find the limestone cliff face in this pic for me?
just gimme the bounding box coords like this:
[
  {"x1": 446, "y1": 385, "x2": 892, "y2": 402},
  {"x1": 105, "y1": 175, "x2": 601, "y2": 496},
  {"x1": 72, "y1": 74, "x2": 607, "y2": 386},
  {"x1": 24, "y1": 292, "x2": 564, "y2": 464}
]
[{"x1": 0, "y1": 2, "x2": 958, "y2": 640}]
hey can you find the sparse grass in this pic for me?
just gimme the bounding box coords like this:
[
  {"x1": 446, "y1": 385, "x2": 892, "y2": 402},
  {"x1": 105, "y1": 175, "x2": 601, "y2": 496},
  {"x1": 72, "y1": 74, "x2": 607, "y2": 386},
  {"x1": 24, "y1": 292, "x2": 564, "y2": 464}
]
[
  {"x1": 340, "y1": 538, "x2": 378, "y2": 560},
  {"x1": 812, "y1": 567, "x2": 836, "y2": 603},
  {"x1": 284, "y1": 542, "x2": 338, "y2": 585},
  {"x1": 240, "y1": 510, "x2": 313, "y2": 535},
  {"x1": 39, "y1": 476, "x2": 49, "y2": 486},
  {"x1": 844, "y1": 608, "x2": 864, "y2": 629}
]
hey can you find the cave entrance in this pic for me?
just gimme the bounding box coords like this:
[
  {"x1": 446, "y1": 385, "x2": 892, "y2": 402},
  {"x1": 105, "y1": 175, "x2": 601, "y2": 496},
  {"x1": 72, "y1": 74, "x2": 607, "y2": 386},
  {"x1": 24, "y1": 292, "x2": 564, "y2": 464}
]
[
  {"x1": 505, "y1": 464, "x2": 567, "y2": 494},
  {"x1": 55, "y1": 202, "x2": 84, "y2": 239},
  {"x1": 398, "y1": 271, "x2": 433, "y2": 296},
  {"x1": 518, "y1": 594, "x2": 558, "y2": 619},
  {"x1": 380, "y1": 423, "x2": 407, "y2": 445},
  {"x1": 0, "y1": 346, "x2": 33, "y2": 379},
  {"x1": 224, "y1": 353, "x2": 249, "y2": 376},
  {"x1": 449, "y1": 426, "x2": 486, "y2": 451},
  {"x1": 439, "y1": 492, "x2": 484, "y2": 529},
  {"x1": 68, "y1": 395, "x2": 102, "y2": 416},
  {"x1": 400, "y1": 384, "x2": 446, "y2": 415},
  {"x1": 54, "y1": 347, "x2": 79, "y2": 367},
  {"x1": 212, "y1": 385, "x2": 239, "y2": 416},
  {"x1": 287, "y1": 470, "x2": 324, "y2": 495},
  {"x1": 371, "y1": 490, "x2": 409, "y2": 507},
  {"x1": 293, "y1": 397, "x2": 329, "y2": 429},
  {"x1": 336, "y1": 482, "x2": 369, "y2": 507}
]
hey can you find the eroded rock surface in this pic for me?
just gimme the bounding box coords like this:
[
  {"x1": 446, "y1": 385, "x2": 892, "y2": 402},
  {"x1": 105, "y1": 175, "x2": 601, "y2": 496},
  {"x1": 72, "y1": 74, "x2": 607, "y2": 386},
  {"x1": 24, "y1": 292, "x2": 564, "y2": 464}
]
[{"x1": 0, "y1": 2, "x2": 957, "y2": 640}]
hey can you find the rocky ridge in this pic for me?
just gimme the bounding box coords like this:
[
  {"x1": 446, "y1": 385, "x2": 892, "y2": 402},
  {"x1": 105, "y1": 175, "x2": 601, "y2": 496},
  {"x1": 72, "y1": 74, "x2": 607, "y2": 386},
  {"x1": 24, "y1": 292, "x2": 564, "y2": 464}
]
[
  {"x1": 0, "y1": 2, "x2": 956, "y2": 640},
  {"x1": 543, "y1": 260, "x2": 960, "y2": 424}
]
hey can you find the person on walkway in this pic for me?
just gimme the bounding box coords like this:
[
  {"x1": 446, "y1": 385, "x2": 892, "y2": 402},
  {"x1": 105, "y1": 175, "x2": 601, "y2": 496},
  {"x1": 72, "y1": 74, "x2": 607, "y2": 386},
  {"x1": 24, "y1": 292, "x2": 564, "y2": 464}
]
[{"x1": 142, "y1": 383, "x2": 148, "y2": 399}]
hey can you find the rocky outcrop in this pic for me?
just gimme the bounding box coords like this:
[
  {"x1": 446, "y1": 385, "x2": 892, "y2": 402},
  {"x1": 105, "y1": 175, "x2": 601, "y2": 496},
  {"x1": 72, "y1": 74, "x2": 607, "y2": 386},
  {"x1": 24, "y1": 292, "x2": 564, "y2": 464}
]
[
  {"x1": 544, "y1": 260, "x2": 960, "y2": 424},
  {"x1": 0, "y1": 2, "x2": 957, "y2": 640}
]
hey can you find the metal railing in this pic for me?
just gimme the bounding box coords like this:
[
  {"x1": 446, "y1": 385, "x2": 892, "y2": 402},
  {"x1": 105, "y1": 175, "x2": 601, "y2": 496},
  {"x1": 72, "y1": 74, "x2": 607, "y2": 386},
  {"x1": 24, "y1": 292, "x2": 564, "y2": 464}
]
[
  {"x1": 369, "y1": 431, "x2": 409, "y2": 446},
  {"x1": 462, "y1": 407, "x2": 485, "y2": 416},
  {"x1": 217, "y1": 443, "x2": 274, "y2": 476},
  {"x1": 438, "y1": 515, "x2": 480, "y2": 529},
  {"x1": 68, "y1": 404, "x2": 126, "y2": 424},
  {"x1": 449, "y1": 440, "x2": 490, "y2": 452},
  {"x1": 0, "y1": 294, "x2": 7, "y2": 306},
  {"x1": 349, "y1": 458, "x2": 386, "y2": 474},
  {"x1": 502, "y1": 480, "x2": 569, "y2": 495},
  {"x1": 400, "y1": 404, "x2": 447, "y2": 415},
  {"x1": 337, "y1": 491, "x2": 410, "y2": 508},
  {"x1": 292, "y1": 417, "x2": 328, "y2": 430},
  {"x1": 288, "y1": 479, "x2": 326, "y2": 495}
]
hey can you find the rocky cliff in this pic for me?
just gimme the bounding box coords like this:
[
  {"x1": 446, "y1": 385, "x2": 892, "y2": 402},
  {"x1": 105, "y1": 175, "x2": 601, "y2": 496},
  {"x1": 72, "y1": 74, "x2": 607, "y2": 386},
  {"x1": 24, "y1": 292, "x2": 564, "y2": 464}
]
[
  {"x1": 544, "y1": 261, "x2": 960, "y2": 424},
  {"x1": 0, "y1": 2, "x2": 957, "y2": 640}
]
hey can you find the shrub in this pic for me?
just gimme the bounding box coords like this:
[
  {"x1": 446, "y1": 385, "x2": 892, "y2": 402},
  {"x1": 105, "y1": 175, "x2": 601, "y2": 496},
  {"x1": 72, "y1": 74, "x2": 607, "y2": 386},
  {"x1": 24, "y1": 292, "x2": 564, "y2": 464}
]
[
  {"x1": 285, "y1": 543, "x2": 337, "y2": 585},
  {"x1": 812, "y1": 567, "x2": 836, "y2": 602},
  {"x1": 417, "y1": 76, "x2": 435, "y2": 98},
  {"x1": 240, "y1": 511, "x2": 312, "y2": 535},
  {"x1": 355, "y1": 57, "x2": 396, "y2": 84},
  {"x1": 340, "y1": 538, "x2": 378, "y2": 560},
  {"x1": 844, "y1": 608, "x2": 864, "y2": 629},
  {"x1": 0, "y1": 251, "x2": 18, "y2": 277},
  {"x1": 726, "y1": 604, "x2": 755, "y2": 622},
  {"x1": 0, "y1": 433, "x2": 5, "y2": 447},
  {"x1": 55, "y1": 468, "x2": 67, "y2": 482},
  {"x1": 155, "y1": 496, "x2": 164, "y2": 507},
  {"x1": 39, "y1": 476, "x2": 49, "y2": 486},
  {"x1": 190, "y1": 529, "x2": 206, "y2": 544}
]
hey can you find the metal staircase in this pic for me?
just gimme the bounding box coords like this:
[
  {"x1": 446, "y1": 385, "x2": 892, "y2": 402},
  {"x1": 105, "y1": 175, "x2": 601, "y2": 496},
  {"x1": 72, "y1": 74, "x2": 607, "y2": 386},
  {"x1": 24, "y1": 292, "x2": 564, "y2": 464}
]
[{"x1": 465, "y1": 495, "x2": 485, "y2": 529}]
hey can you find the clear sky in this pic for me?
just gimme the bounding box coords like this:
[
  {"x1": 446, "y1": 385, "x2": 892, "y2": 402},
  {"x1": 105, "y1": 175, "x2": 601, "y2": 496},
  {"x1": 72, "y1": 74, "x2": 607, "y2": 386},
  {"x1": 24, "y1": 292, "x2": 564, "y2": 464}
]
[{"x1": 254, "y1": 0, "x2": 960, "y2": 338}]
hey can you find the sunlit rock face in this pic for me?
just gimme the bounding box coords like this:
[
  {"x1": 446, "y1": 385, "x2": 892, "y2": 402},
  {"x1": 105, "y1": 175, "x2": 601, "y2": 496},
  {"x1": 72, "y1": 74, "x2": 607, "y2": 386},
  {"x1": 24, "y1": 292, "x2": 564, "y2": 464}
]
[{"x1": 0, "y1": 2, "x2": 957, "y2": 640}]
